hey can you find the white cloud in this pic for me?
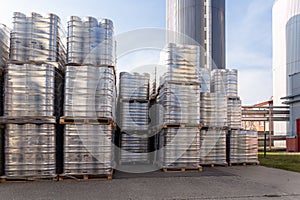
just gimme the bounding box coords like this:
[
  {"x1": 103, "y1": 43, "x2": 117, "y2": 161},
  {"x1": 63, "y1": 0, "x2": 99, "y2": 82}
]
[
  {"x1": 227, "y1": 0, "x2": 274, "y2": 104},
  {"x1": 238, "y1": 69, "x2": 273, "y2": 105}
]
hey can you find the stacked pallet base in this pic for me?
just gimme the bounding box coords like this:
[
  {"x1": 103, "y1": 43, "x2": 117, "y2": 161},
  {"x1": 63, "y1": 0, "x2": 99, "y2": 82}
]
[
  {"x1": 200, "y1": 128, "x2": 227, "y2": 166},
  {"x1": 117, "y1": 72, "x2": 151, "y2": 166},
  {"x1": 228, "y1": 130, "x2": 259, "y2": 166},
  {"x1": 1, "y1": 119, "x2": 58, "y2": 181},
  {"x1": 156, "y1": 44, "x2": 202, "y2": 172},
  {"x1": 61, "y1": 65, "x2": 116, "y2": 180}
]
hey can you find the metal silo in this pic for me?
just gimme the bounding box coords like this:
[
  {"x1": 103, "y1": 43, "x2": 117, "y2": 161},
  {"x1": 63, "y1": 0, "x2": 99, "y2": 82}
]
[
  {"x1": 166, "y1": 0, "x2": 225, "y2": 69},
  {"x1": 273, "y1": 0, "x2": 300, "y2": 141}
]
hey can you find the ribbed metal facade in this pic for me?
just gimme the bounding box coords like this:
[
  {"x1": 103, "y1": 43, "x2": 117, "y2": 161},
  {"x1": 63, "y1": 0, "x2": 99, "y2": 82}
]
[
  {"x1": 286, "y1": 13, "x2": 300, "y2": 136},
  {"x1": 273, "y1": 0, "x2": 300, "y2": 137},
  {"x1": 166, "y1": 0, "x2": 225, "y2": 69}
]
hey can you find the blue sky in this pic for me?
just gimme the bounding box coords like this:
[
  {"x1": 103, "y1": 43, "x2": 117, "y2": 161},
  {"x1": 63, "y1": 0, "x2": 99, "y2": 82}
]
[{"x1": 0, "y1": 0, "x2": 274, "y2": 105}]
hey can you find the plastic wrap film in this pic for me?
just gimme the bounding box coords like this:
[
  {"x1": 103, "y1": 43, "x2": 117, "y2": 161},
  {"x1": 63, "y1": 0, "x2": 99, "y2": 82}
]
[
  {"x1": 117, "y1": 72, "x2": 150, "y2": 164},
  {"x1": 159, "y1": 43, "x2": 201, "y2": 85},
  {"x1": 0, "y1": 24, "x2": 10, "y2": 67},
  {"x1": 118, "y1": 101, "x2": 149, "y2": 132},
  {"x1": 67, "y1": 16, "x2": 115, "y2": 66},
  {"x1": 0, "y1": 72, "x2": 3, "y2": 116},
  {"x1": 229, "y1": 130, "x2": 258, "y2": 164},
  {"x1": 118, "y1": 72, "x2": 150, "y2": 100},
  {"x1": 200, "y1": 129, "x2": 227, "y2": 165},
  {"x1": 4, "y1": 63, "x2": 63, "y2": 117},
  {"x1": 200, "y1": 93, "x2": 227, "y2": 127},
  {"x1": 10, "y1": 12, "x2": 66, "y2": 66},
  {"x1": 64, "y1": 124, "x2": 113, "y2": 175},
  {"x1": 159, "y1": 127, "x2": 200, "y2": 168},
  {"x1": 5, "y1": 124, "x2": 56, "y2": 178},
  {"x1": 0, "y1": 128, "x2": 4, "y2": 176},
  {"x1": 150, "y1": 76, "x2": 157, "y2": 98},
  {"x1": 64, "y1": 66, "x2": 116, "y2": 119},
  {"x1": 227, "y1": 98, "x2": 242, "y2": 129},
  {"x1": 120, "y1": 133, "x2": 149, "y2": 164},
  {"x1": 211, "y1": 69, "x2": 238, "y2": 97},
  {"x1": 199, "y1": 68, "x2": 211, "y2": 92},
  {"x1": 158, "y1": 83, "x2": 201, "y2": 126}
]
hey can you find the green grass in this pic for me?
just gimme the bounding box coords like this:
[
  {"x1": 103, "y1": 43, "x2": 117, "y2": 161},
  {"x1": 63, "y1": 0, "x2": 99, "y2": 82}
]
[{"x1": 258, "y1": 152, "x2": 300, "y2": 173}]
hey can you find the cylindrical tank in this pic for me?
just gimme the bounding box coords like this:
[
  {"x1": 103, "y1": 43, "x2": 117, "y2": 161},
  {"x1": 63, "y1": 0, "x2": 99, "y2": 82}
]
[
  {"x1": 166, "y1": 0, "x2": 225, "y2": 69},
  {"x1": 273, "y1": 0, "x2": 300, "y2": 138},
  {"x1": 210, "y1": 0, "x2": 226, "y2": 69}
]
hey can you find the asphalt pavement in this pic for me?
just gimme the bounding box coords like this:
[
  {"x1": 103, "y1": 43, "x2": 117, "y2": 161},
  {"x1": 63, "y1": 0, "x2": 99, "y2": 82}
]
[{"x1": 1, "y1": 166, "x2": 300, "y2": 200}]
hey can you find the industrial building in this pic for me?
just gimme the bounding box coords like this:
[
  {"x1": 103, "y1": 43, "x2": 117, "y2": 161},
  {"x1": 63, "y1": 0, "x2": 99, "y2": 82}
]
[
  {"x1": 166, "y1": 0, "x2": 225, "y2": 70},
  {"x1": 0, "y1": 0, "x2": 263, "y2": 181},
  {"x1": 273, "y1": 0, "x2": 300, "y2": 151}
]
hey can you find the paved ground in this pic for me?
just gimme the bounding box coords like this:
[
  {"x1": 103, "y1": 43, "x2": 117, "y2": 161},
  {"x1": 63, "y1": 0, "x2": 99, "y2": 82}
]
[{"x1": 1, "y1": 166, "x2": 300, "y2": 200}]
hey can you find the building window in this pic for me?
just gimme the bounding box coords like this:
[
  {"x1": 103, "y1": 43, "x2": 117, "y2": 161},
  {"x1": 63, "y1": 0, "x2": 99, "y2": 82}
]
[{"x1": 259, "y1": 121, "x2": 264, "y2": 126}]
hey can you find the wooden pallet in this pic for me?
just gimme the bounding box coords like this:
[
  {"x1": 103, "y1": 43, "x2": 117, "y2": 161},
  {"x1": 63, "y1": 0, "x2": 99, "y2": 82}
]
[
  {"x1": 119, "y1": 99, "x2": 149, "y2": 103},
  {"x1": 65, "y1": 63, "x2": 115, "y2": 69},
  {"x1": 227, "y1": 96, "x2": 241, "y2": 100},
  {"x1": 0, "y1": 116, "x2": 57, "y2": 124},
  {"x1": 60, "y1": 117, "x2": 115, "y2": 125},
  {"x1": 162, "y1": 166, "x2": 202, "y2": 173},
  {"x1": 0, "y1": 176, "x2": 57, "y2": 183},
  {"x1": 163, "y1": 124, "x2": 201, "y2": 129},
  {"x1": 158, "y1": 80, "x2": 201, "y2": 89},
  {"x1": 8, "y1": 61, "x2": 63, "y2": 71},
  {"x1": 229, "y1": 162, "x2": 260, "y2": 167},
  {"x1": 58, "y1": 174, "x2": 112, "y2": 181},
  {"x1": 200, "y1": 126, "x2": 229, "y2": 130},
  {"x1": 201, "y1": 163, "x2": 228, "y2": 168},
  {"x1": 119, "y1": 160, "x2": 152, "y2": 165}
]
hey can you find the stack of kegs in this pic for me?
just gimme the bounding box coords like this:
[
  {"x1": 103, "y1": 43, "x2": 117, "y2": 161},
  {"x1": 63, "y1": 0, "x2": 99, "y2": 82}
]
[
  {"x1": 199, "y1": 68, "x2": 241, "y2": 166},
  {"x1": 10, "y1": 12, "x2": 66, "y2": 65},
  {"x1": 229, "y1": 130, "x2": 259, "y2": 165},
  {"x1": 67, "y1": 16, "x2": 115, "y2": 66},
  {"x1": 61, "y1": 16, "x2": 116, "y2": 178},
  {"x1": 117, "y1": 72, "x2": 150, "y2": 164},
  {"x1": 0, "y1": 24, "x2": 10, "y2": 68},
  {"x1": 211, "y1": 69, "x2": 238, "y2": 97},
  {"x1": 157, "y1": 43, "x2": 201, "y2": 170},
  {"x1": 3, "y1": 12, "x2": 64, "y2": 180},
  {"x1": 200, "y1": 129, "x2": 227, "y2": 166},
  {"x1": 0, "y1": 24, "x2": 10, "y2": 176}
]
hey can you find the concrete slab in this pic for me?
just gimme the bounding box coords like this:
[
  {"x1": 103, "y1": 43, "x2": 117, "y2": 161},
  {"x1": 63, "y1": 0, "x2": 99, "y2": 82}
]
[{"x1": 0, "y1": 166, "x2": 299, "y2": 200}]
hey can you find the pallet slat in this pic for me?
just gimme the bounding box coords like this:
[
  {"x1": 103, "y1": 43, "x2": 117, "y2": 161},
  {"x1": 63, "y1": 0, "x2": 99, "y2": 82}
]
[
  {"x1": 229, "y1": 162, "x2": 260, "y2": 167},
  {"x1": 59, "y1": 117, "x2": 115, "y2": 125},
  {"x1": 0, "y1": 116, "x2": 57, "y2": 124},
  {"x1": 0, "y1": 176, "x2": 58, "y2": 183},
  {"x1": 162, "y1": 166, "x2": 202, "y2": 173},
  {"x1": 163, "y1": 124, "x2": 201, "y2": 129},
  {"x1": 58, "y1": 174, "x2": 112, "y2": 181}
]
